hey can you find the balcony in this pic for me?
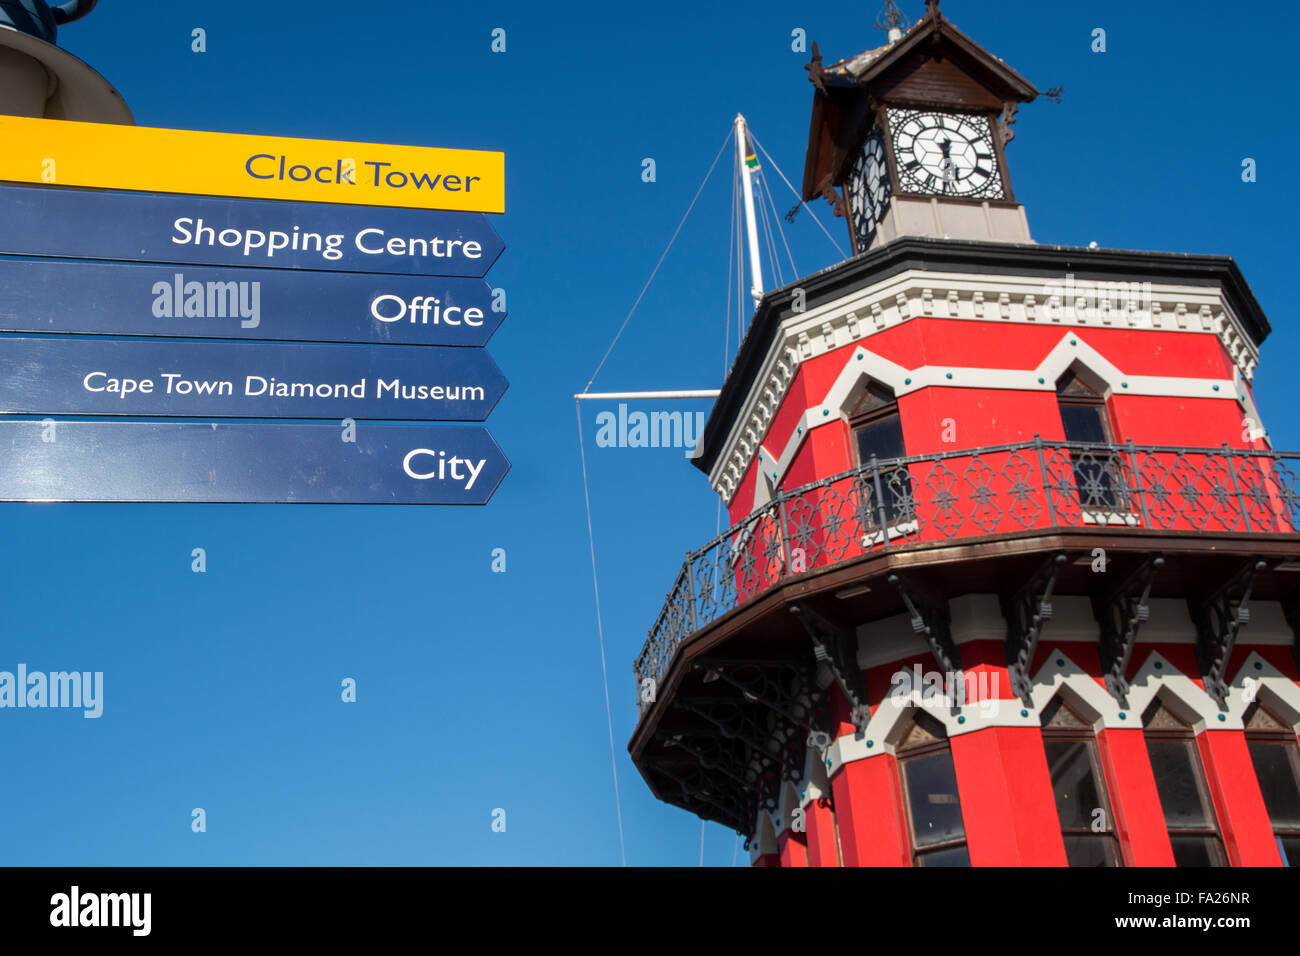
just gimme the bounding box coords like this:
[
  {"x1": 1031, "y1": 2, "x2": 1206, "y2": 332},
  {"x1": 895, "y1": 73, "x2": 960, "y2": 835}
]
[{"x1": 634, "y1": 439, "x2": 1300, "y2": 713}]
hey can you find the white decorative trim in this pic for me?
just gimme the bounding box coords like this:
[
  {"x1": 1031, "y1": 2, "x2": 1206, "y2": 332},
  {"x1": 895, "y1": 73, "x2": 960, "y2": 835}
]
[
  {"x1": 799, "y1": 746, "x2": 833, "y2": 809},
  {"x1": 1125, "y1": 651, "x2": 1241, "y2": 731},
  {"x1": 1235, "y1": 366, "x2": 1268, "y2": 442},
  {"x1": 739, "y1": 331, "x2": 1246, "y2": 501},
  {"x1": 825, "y1": 645, "x2": 1300, "y2": 776},
  {"x1": 825, "y1": 692, "x2": 1043, "y2": 776},
  {"x1": 748, "y1": 810, "x2": 779, "y2": 862},
  {"x1": 1028, "y1": 647, "x2": 1270, "y2": 732},
  {"x1": 1082, "y1": 512, "x2": 1141, "y2": 527},
  {"x1": 710, "y1": 269, "x2": 1261, "y2": 505},
  {"x1": 1024, "y1": 651, "x2": 1122, "y2": 728},
  {"x1": 861, "y1": 520, "x2": 920, "y2": 548},
  {"x1": 1226, "y1": 651, "x2": 1300, "y2": 732},
  {"x1": 775, "y1": 780, "x2": 800, "y2": 836}
]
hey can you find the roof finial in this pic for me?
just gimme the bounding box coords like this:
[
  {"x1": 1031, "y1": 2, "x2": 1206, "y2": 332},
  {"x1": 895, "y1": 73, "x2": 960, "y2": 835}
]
[
  {"x1": 926, "y1": 0, "x2": 942, "y2": 19},
  {"x1": 804, "y1": 40, "x2": 826, "y2": 93},
  {"x1": 876, "y1": 0, "x2": 909, "y2": 43}
]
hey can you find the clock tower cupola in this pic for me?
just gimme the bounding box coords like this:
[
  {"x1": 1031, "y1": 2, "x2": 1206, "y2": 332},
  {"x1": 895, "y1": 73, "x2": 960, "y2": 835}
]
[{"x1": 803, "y1": 1, "x2": 1046, "y2": 253}]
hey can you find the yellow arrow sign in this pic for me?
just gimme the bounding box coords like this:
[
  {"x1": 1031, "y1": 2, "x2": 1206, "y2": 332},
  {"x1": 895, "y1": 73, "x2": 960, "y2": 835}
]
[{"x1": 0, "y1": 115, "x2": 504, "y2": 213}]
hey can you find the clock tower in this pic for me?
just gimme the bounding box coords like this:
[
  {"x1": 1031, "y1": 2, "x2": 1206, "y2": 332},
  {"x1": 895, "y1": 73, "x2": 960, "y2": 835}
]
[
  {"x1": 803, "y1": 0, "x2": 1041, "y2": 252},
  {"x1": 629, "y1": 0, "x2": 1300, "y2": 869}
]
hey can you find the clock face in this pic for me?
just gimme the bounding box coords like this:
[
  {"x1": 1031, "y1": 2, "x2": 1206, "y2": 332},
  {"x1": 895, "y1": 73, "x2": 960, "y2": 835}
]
[
  {"x1": 846, "y1": 126, "x2": 891, "y2": 252},
  {"x1": 887, "y1": 108, "x2": 1005, "y2": 200}
]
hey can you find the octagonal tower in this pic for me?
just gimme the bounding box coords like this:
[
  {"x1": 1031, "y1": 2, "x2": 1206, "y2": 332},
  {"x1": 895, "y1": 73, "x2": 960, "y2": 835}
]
[{"x1": 629, "y1": 3, "x2": 1300, "y2": 868}]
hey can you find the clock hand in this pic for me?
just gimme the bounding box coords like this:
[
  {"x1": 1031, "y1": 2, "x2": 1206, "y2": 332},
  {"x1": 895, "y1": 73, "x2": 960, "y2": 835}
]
[{"x1": 937, "y1": 136, "x2": 958, "y2": 193}]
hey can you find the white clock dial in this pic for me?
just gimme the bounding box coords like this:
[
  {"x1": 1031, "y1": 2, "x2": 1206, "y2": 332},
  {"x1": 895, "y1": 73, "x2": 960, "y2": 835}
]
[
  {"x1": 887, "y1": 108, "x2": 1005, "y2": 200},
  {"x1": 846, "y1": 126, "x2": 891, "y2": 252}
]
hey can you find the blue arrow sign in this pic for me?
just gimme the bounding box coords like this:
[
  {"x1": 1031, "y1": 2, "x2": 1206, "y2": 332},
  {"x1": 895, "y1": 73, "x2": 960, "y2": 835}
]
[
  {"x1": 0, "y1": 183, "x2": 504, "y2": 276},
  {"x1": 0, "y1": 336, "x2": 507, "y2": 420},
  {"x1": 0, "y1": 257, "x2": 504, "y2": 346},
  {"x1": 0, "y1": 420, "x2": 509, "y2": 504}
]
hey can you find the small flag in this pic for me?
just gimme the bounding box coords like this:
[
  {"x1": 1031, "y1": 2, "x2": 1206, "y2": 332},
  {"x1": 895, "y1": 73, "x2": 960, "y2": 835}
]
[{"x1": 745, "y1": 151, "x2": 760, "y2": 170}]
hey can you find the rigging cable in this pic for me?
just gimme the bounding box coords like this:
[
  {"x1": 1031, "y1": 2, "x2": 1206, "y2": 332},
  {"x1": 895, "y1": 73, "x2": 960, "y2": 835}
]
[
  {"x1": 760, "y1": 168, "x2": 800, "y2": 280},
  {"x1": 583, "y1": 130, "x2": 733, "y2": 394},
  {"x1": 749, "y1": 131, "x2": 848, "y2": 259},
  {"x1": 706, "y1": 166, "x2": 744, "y2": 865},
  {"x1": 755, "y1": 173, "x2": 782, "y2": 289},
  {"x1": 725, "y1": 150, "x2": 737, "y2": 375},
  {"x1": 574, "y1": 403, "x2": 628, "y2": 867},
  {"x1": 574, "y1": 122, "x2": 819, "y2": 867},
  {"x1": 576, "y1": 127, "x2": 734, "y2": 866}
]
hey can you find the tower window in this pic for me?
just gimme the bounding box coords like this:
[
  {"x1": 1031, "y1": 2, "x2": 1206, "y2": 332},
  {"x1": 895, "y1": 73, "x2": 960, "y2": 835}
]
[
  {"x1": 1142, "y1": 700, "x2": 1226, "y2": 866},
  {"x1": 1243, "y1": 702, "x2": 1300, "y2": 865},
  {"x1": 1056, "y1": 371, "x2": 1124, "y2": 511},
  {"x1": 1057, "y1": 371, "x2": 1113, "y2": 443},
  {"x1": 1040, "y1": 696, "x2": 1121, "y2": 866},
  {"x1": 896, "y1": 711, "x2": 970, "y2": 866},
  {"x1": 849, "y1": 383, "x2": 911, "y2": 526},
  {"x1": 850, "y1": 382, "x2": 905, "y2": 463}
]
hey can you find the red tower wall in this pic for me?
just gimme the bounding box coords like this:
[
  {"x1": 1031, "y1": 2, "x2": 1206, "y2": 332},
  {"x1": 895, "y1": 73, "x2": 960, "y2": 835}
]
[
  {"x1": 697, "y1": 290, "x2": 1295, "y2": 868},
  {"x1": 726, "y1": 318, "x2": 1260, "y2": 520},
  {"x1": 760, "y1": 624, "x2": 1300, "y2": 867}
]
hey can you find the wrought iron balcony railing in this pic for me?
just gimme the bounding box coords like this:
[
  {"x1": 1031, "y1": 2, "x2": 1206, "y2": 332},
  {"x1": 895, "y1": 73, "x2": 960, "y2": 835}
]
[{"x1": 634, "y1": 439, "x2": 1300, "y2": 710}]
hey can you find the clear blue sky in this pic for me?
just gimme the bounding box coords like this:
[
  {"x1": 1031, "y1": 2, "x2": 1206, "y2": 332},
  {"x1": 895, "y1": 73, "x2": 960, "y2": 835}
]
[{"x1": 3, "y1": 0, "x2": 1298, "y2": 866}]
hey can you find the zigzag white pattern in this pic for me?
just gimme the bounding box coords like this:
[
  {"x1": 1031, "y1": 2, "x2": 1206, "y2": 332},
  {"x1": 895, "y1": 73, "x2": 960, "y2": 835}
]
[
  {"x1": 823, "y1": 647, "x2": 1300, "y2": 776},
  {"x1": 711, "y1": 271, "x2": 1261, "y2": 507}
]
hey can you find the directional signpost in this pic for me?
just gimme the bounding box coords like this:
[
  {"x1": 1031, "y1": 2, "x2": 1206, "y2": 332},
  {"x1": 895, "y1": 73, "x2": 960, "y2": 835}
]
[
  {"x1": 0, "y1": 115, "x2": 505, "y2": 213},
  {"x1": 0, "y1": 337, "x2": 509, "y2": 419},
  {"x1": 0, "y1": 184, "x2": 504, "y2": 275},
  {"x1": 0, "y1": 259, "x2": 502, "y2": 346},
  {"x1": 0, "y1": 421, "x2": 509, "y2": 504},
  {"x1": 0, "y1": 119, "x2": 509, "y2": 505}
]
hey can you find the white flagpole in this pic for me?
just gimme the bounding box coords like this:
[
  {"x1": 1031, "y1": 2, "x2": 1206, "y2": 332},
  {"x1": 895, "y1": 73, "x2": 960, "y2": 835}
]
[{"x1": 735, "y1": 113, "x2": 763, "y2": 307}]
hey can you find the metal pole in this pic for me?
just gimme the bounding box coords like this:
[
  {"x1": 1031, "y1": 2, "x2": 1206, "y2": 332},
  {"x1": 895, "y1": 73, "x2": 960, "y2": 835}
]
[
  {"x1": 778, "y1": 497, "x2": 793, "y2": 580},
  {"x1": 1034, "y1": 434, "x2": 1060, "y2": 528},
  {"x1": 1125, "y1": 438, "x2": 1151, "y2": 526},
  {"x1": 1223, "y1": 442, "x2": 1255, "y2": 532},
  {"x1": 574, "y1": 390, "x2": 720, "y2": 401},
  {"x1": 735, "y1": 114, "x2": 764, "y2": 306},
  {"x1": 683, "y1": 555, "x2": 700, "y2": 633},
  {"x1": 870, "y1": 454, "x2": 890, "y2": 544}
]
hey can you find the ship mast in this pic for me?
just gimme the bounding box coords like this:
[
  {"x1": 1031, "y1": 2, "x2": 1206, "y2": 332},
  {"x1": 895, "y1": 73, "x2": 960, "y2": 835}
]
[{"x1": 734, "y1": 113, "x2": 764, "y2": 308}]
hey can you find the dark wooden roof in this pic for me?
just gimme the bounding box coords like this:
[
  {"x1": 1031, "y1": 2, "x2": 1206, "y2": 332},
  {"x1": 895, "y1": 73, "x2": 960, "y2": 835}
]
[{"x1": 801, "y1": 7, "x2": 1040, "y2": 200}]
